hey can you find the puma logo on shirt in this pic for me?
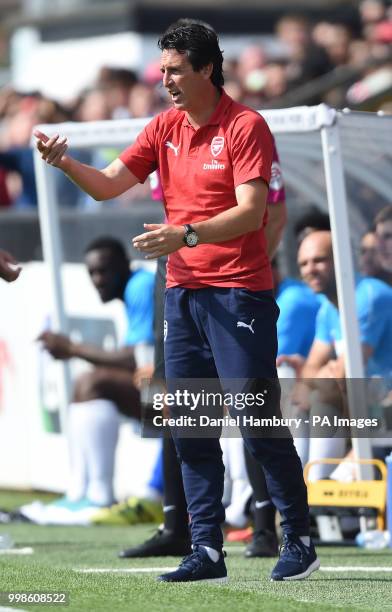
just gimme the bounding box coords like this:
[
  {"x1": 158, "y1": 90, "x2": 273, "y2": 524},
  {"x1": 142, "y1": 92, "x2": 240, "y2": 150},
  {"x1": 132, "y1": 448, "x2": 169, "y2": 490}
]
[{"x1": 165, "y1": 141, "x2": 180, "y2": 156}]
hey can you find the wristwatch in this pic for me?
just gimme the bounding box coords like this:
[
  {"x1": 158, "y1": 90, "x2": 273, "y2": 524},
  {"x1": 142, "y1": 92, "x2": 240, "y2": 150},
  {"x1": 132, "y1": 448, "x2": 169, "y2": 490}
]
[{"x1": 183, "y1": 224, "x2": 199, "y2": 248}]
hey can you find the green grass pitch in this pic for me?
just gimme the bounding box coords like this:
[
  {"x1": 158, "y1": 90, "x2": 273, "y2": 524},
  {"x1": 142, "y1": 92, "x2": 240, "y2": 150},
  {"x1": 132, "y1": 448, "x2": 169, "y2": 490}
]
[{"x1": 1, "y1": 491, "x2": 392, "y2": 611}]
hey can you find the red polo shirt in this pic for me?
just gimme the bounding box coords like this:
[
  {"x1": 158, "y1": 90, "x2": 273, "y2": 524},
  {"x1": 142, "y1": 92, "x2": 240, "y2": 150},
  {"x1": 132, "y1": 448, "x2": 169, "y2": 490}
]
[{"x1": 119, "y1": 90, "x2": 274, "y2": 290}]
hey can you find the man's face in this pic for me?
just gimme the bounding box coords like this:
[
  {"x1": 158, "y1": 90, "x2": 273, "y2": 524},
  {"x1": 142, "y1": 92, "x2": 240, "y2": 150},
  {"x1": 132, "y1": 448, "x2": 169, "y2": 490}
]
[
  {"x1": 359, "y1": 231, "x2": 382, "y2": 276},
  {"x1": 376, "y1": 220, "x2": 392, "y2": 272},
  {"x1": 297, "y1": 231, "x2": 336, "y2": 295},
  {"x1": 160, "y1": 48, "x2": 211, "y2": 111},
  {"x1": 85, "y1": 248, "x2": 124, "y2": 303}
]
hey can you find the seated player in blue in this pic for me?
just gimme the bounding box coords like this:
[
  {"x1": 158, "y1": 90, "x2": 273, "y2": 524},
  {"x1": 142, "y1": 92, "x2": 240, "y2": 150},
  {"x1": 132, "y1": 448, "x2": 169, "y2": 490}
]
[
  {"x1": 279, "y1": 230, "x2": 392, "y2": 479},
  {"x1": 315, "y1": 274, "x2": 392, "y2": 380},
  {"x1": 272, "y1": 257, "x2": 321, "y2": 359},
  {"x1": 38, "y1": 237, "x2": 156, "y2": 511},
  {"x1": 374, "y1": 205, "x2": 392, "y2": 287}
]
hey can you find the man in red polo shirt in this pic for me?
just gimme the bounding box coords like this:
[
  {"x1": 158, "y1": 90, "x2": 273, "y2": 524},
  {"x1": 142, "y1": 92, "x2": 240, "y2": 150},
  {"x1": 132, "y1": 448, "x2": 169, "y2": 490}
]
[
  {"x1": 34, "y1": 22, "x2": 318, "y2": 583},
  {"x1": 118, "y1": 141, "x2": 286, "y2": 561}
]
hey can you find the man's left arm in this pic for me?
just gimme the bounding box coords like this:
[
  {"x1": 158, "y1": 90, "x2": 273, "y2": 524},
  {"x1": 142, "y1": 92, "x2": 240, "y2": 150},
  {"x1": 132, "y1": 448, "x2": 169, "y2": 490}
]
[
  {"x1": 264, "y1": 200, "x2": 287, "y2": 259},
  {"x1": 325, "y1": 344, "x2": 374, "y2": 379},
  {"x1": 133, "y1": 178, "x2": 269, "y2": 258},
  {"x1": 264, "y1": 141, "x2": 287, "y2": 258}
]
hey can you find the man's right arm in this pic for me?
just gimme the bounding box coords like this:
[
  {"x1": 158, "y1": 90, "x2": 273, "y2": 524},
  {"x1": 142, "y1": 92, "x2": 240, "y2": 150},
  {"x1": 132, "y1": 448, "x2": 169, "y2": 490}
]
[
  {"x1": 277, "y1": 339, "x2": 332, "y2": 379},
  {"x1": 301, "y1": 340, "x2": 334, "y2": 379},
  {"x1": 71, "y1": 343, "x2": 136, "y2": 371},
  {"x1": 34, "y1": 130, "x2": 140, "y2": 201},
  {"x1": 38, "y1": 331, "x2": 136, "y2": 371}
]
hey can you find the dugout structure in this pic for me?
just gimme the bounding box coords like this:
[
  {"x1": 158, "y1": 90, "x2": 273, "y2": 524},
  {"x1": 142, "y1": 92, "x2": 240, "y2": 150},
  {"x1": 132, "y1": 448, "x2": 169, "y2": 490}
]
[{"x1": 33, "y1": 105, "x2": 392, "y2": 470}]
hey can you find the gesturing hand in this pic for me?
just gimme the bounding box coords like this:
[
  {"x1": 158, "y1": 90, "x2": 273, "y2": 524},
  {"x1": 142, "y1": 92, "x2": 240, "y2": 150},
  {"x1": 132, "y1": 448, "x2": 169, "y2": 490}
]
[
  {"x1": 34, "y1": 129, "x2": 68, "y2": 168},
  {"x1": 276, "y1": 354, "x2": 305, "y2": 378},
  {"x1": 0, "y1": 249, "x2": 22, "y2": 283},
  {"x1": 133, "y1": 364, "x2": 154, "y2": 389},
  {"x1": 133, "y1": 223, "x2": 184, "y2": 259},
  {"x1": 37, "y1": 331, "x2": 74, "y2": 360}
]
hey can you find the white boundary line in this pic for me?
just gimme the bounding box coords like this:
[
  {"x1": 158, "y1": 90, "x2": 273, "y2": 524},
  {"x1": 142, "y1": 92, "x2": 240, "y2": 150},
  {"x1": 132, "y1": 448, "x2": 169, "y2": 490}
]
[
  {"x1": 74, "y1": 565, "x2": 392, "y2": 575},
  {"x1": 0, "y1": 548, "x2": 34, "y2": 555},
  {"x1": 75, "y1": 567, "x2": 177, "y2": 574},
  {"x1": 321, "y1": 566, "x2": 392, "y2": 573}
]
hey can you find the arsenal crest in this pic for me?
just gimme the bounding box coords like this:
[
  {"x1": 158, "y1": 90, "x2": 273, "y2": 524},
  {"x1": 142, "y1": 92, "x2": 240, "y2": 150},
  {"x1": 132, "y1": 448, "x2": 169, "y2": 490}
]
[{"x1": 211, "y1": 136, "x2": 224, "y2": 157}]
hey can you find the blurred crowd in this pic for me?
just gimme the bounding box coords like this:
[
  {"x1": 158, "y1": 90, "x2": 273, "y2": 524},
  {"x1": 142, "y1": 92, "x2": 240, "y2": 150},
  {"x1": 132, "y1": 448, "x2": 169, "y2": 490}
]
[{"x1": 0, "y1": 0, "x2": 391, "y2": 209}]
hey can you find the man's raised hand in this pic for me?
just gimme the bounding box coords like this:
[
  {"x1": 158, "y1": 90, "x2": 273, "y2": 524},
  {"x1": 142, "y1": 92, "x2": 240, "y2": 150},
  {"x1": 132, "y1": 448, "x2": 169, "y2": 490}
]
[{"x1": 34, "y1": 129, "x2": 69, "y2": 169}]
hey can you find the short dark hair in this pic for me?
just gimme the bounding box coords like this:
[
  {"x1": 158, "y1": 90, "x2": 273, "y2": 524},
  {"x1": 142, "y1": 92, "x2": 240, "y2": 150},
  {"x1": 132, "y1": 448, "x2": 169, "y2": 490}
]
[
  {"x1": 158, "y1": 21, "x2": 224, "y2": 88},
  {"x1": 84, "y1": 236, "x2": 129, "y2": 262},
  {"x1": 165, "y1": 18, "x2": 216, "y2": 32},
  {"x1": 374, "y1": 204, "x2": 392, "y2": 226}
]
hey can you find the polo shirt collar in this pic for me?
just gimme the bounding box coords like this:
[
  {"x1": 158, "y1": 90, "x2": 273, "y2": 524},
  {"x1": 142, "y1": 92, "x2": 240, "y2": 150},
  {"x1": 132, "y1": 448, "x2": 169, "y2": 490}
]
[{"x1": 181, "y1": 88, "x2": 232, "y2": 127}]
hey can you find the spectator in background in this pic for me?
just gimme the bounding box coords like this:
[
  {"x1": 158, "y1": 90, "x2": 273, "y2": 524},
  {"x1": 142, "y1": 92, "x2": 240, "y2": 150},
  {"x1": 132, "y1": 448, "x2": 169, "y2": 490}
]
[
  {"x1": 128, "y1": 83, "x2": 159, "y2": 119},
  {"x1": 53, "y1": 88, "x2": 112, "y2": 209},
  {"x1": 359, "y1": 229, "x2": 385, "y2": 278},
  {"x1": 142, "y1": 59, "x2": 171, "y2": 112},
  {"x1": 359, "y1": 0, "x2": 389, "y2": 41},
  {"x1": 235, "y1": 44, "x2": 267, "y2": 107},
  {"x1": 73, "y1": 84, "x2": 156, "y2": 208},
  {"x1": 0, "y1": 94, "x2": 41, "y2": 207},
  {"x1": 143, "y1": 59, "x2": 163, "y2": 88},
  {"x1": 344, "y1": 1, "x2": 391, "y2": 108},
  {"x1": 348, "y1": 38, "x2": 374, "y2": 69},
  {"x1": 262, "y1": 63, "x2": 289, "y2": 102},
  {"x1": 375, "y1": 204, "x2": 392, "y2": 285},
  {"x1": 121, "y1": 83, "x2": 165, "y2": 203},
  {"x1": 314, "y1": 23, "x2": 353, "y2": 67},
  {"x1": 96, "y1": 67, "x2": 138, "y2": 119},
  {"x1": 34, "y1": 237, "x2": 156, "y2": 519},
  {"x1": 73, "y1": 88, "x2": 111, "y2": 123},
  {"x1": 276, "y1": 15, "x2": 333, "y2": 90},
  {"x1": 237, "y1": 45, "x2": 267, "y2": 86},
  {"x1": 0, "y1": 92, "x2": 69, "y2": 207},
  {"x1": 0, "y1": 87, "x2": 22, "y2": 119}
]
